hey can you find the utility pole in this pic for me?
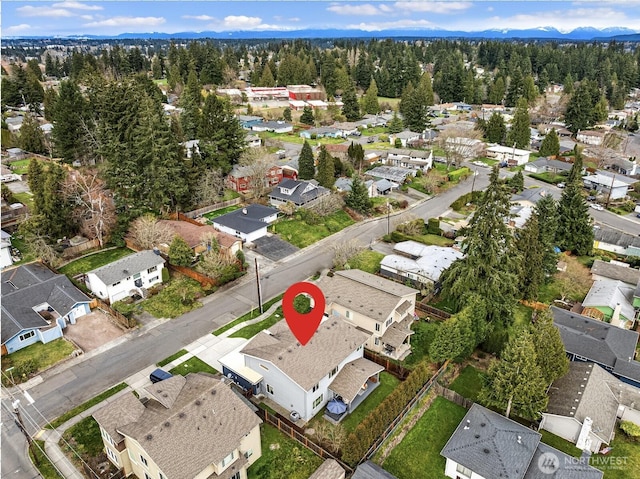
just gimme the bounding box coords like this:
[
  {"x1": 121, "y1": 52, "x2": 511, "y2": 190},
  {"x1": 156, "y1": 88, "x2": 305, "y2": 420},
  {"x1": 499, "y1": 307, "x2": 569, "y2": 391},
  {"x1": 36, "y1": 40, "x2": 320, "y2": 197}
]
[
  {"x1": 605, "y1": 173, "x2": 616, "y2": 209},
  {"x1": 255, "y1": 258, "x2": 263, "y2": 314},
  {"x1": 386, "y1": 201, "x2": 391, "y2": 236}
]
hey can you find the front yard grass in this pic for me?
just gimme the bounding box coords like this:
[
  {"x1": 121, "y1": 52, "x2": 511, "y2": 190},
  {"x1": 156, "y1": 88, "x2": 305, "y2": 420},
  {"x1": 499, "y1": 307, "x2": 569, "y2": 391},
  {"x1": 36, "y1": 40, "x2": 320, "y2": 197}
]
[
  {"x1": 2, "y1": 338, "x2": 76, "y2": 385},
  {"x1": 448, "y1": 365, "x2": 485, "y2": 401},
  {"x1": 272, "y1": 210, "x2": 355, "y2": 248},
  {"x1": 168, "y1": 356, "x2": 218, "y2": 376},
  {"x1": 58, "y1": 247, "x2": 134, "y2": 277},
  {"x1": 142, "y1": 275, "x2": 204, "y2": 318},
  {"x1": 248, "y1": 424, "x2": 323, "y2": 479},
  {"x1": 48, "y1": 382, "x2": 128, "y2": 429},
  {"x1": 380, "y1": 396, "x2": 467, "y2": 479},
  {"x1": 31, "y1": 440, "x2": 62, "y2": 479},
  {"x1": 340, "y1": 372, "x2": 400, "y2": 432},
  {"x1": 343, "y1": 249, "x2": 384, "y2": 274},
  {"x1": 12, "y1": 191, "x2": 34, "y2": 210},
  {"x1": 230, "y1": 307, "x2": 283, "y2": 339},
  {"x1": 213, "y1": 294, "x2": 284, "y2": 336},
  {"x1": 539, "y1": 430, "x2": 581, "y2": 457},
  {"x1": 61, "y1": 416, "x2": 104, "y2": 460},
  {"x1": 157, "y1": 349, "x2": 188, "y2": 367},
  {"x1": 9, "y1": 158, "x2": 32, "y2": 174}
]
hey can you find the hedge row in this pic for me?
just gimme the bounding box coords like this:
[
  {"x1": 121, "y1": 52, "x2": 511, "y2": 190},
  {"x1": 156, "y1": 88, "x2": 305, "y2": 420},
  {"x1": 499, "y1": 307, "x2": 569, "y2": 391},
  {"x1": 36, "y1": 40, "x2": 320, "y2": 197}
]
[
  {"x1": 447, "y1": 167, "x2": 471, "y2": 182},
  {"x1": 450, "y1": 190, "x2": 483, "y2": 211}
]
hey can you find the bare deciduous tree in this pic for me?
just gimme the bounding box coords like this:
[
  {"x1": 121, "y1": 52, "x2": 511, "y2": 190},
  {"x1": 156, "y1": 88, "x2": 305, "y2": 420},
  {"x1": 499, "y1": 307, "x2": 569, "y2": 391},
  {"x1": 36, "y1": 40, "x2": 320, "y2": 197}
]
[
  {"x1": 63, "y1": 169, "x2": 116, "y2": 247},
  {"x1": 196, "y1": 249, "x2": 235, "y2": 278},
  {"x1": 128, "y1": 214, "x2": 175, "y2": 250},
  {"x1": 584, "y1": 131, "x2": 624, "y2": 169},
  {"x1": 238, "y1": 147, "x2": 276, "y2": 199},
  {"x1": 395, "y1": 213, "x2": 424, "y2": 236},
  {"x1": 194, "y1": 168, "x2": 225, "y2": 207},
  {"x1": 310, "y1": 193, "x2": 344, "y2": 217},
  {"x1": 330, "y1": 238, "x2": 364, "y2": 269},
  {"x1": 438, "y1": 127, "x2": 482, "y2": 170},
  {"x1": 277, "y1": 200, "x2": 296, "y2": 216},
  {"x1": 555, "y1": 254, "x2": 592, "y2": 303}
]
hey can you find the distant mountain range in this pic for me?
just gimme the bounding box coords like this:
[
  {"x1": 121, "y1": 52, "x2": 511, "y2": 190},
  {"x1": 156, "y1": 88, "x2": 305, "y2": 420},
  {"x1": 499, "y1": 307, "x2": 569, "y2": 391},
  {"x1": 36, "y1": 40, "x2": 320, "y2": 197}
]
[{"x1": 10, "y1": 26, "x2": 640, "y2": 42}]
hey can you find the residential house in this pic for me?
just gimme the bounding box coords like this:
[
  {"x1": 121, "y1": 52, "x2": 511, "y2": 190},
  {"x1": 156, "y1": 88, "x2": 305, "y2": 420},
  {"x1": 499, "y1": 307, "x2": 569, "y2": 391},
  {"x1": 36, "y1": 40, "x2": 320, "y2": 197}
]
[
  {"x1": 246, "y1": 87, "x2": 289, "y2": 101},
  {"x1": 523, "y1": 158, "x2": 574, "y2": 175},
  {"x1": 541, "y1": 362, "x2": 640, "y2": 454},
  {"x1": 360, "y1": 114, "x2": 390, "y2": 128},
  {"x1": 590, "y1": 259, "x2": 640, "y2": 286},
  {"x1": 1, "y1": 262, "x2": 91, "y2": 355},
  {"x1": 281, "y1": 158, "x2": 299, "y2": 180},
  {"x1": 316, "y1": 269, "x2": 419, "y2": 360},
  {"x1": 245, "y1": 134, "x2": 261, "y2": 148},
  {"x1": 385, "y1": 149, "x2": 433, "y2": 171},
  {"x1": 1, "y1": 230, "x2": 13, "y2": 270},
  {"x1": 486, "y1": 145, "x2": 531, "y2": 166},
  {"x1": 577, "y1": 130, "x2": 606, "y2": 146},
  {"x1": 551, "y1": 306, "x2": 640, "y2": 388},
  {"x1": 380, "y1": 241, "x2": 463, "y2": 289},
  {"x1": 352, "y1": 461, "x2": 398, "y2": 479},
  {"x1": 251, "y1": 121, "x2": 293, "y2": 134},
  {"x1": 6, "y1": 147, "x2": 26, "y2": 160},
  {"x1": 593, "y1": 226, "x2": 640, "y2": 257},
  {"x1": 508, "y1": 203, "x2": 534, "y2": 229},
  {"x1": 366, "y1": 166, "x2": 416, "y2": 184},
  {"x1": 388, "y1": 131, "x2": 421, "y2": 147},
  {"x1": 181, "y1": 139, "x2": 199, "y2": 159},
  {"x1": 299, "y1": 127, "x2": 342, "y2": 139},
  {"x1": 332, "y1": 122, "x2": 361, "y2": 137},
  {"x1": 85, "y1": 250, "x2": 166, "y2": 304},
  {"x1": 610, "y1": 156, "x2": 639, "y2": 176},
  {"x1": 268, "y1": 179, "x2": 330, "y2": 208},
  {"x1": 93, "y1": 373, "x2": 262, "y2": 479},
  {"x1": 5, "y1": 117, "x2": 23, "y2": 133},
  {"x1": 0, "y1": 199, "x2": 28, "y2": 228},
  {"x1": 212, "y1": 204, "x2": 279, "y2": 243},
  {"x1": 441, "y1": 403, "x2": 603, "y2": 479},
  {"x1": 221, "y1": 316, "x2": 382, "y2": 422},
  {"x1": 306, "y1": 99, "x2": 328, "y2": 110},
  {"x1": 157, "y1": 220, "x2": 242, "y2": 258},
  {"x1": 375, "y1": 179, "x2": 397, "y2": 195},
  {"x1": 581, "y1": 279, "x2": 636, "y2": 328},
  {"x1": 225, "y1": 164, "x2": 284, "y2": 194},
  {"x1": 364, "y1": 152, "x2": 381, "y2": 166},
  {"x1": 309, "y1": 460, "x2": 345, "y2": 479},
  {"x1": 583, "y1": 173, "x2": 635, "y2": 200},
  {"x1": 511, "y1": 188, "x2": 552, "y2": 208},
  {"x1": 237, "y1": 115, "x2": 264, "y2": 130},
  {"x1": 334, "y1": 177, "x2": 377, "y2": 197},
  {"x1": 289, "y1": 99, "x2": 308, "y2": 110}
]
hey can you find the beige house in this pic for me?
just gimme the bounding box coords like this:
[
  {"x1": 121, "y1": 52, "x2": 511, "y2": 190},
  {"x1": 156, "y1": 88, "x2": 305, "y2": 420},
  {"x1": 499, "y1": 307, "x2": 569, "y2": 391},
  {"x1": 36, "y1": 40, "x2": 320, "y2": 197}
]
[
  {"x1": 93, "y1": 373, "x2": 262, "y2": 479},
  {"x1": 316, "y1": 270, "x2": 419, "y2": 360}
]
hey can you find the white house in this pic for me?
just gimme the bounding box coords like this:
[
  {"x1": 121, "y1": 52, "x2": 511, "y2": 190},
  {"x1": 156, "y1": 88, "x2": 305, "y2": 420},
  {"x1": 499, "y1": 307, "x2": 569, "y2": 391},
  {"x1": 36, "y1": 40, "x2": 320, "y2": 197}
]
[
  {"x1": 222, "y1": 316, "x2": 382, "y2": 422},
  {"x1": 389, "y1": 131, "x2": 421, "y2": 147},
  {"x1": 212, "y1": 204, "x2": 279, "y2": 243},
  {"x1": 85, "y1": 250, "x2": 166, "y2": 304},
  {"x1": 1, "y1": 230, "x2": 13, "y2": 270},
  {"x1": 485, "y1": 144, "x2": 531, "y2": 166},
  {"x1": 583, "y1": 173, "x2": 633, "y2": 200},
  {"x1": 577, "y1": 130, "x2": 605, "y2": 146},
  {"x1": 385, "y1": 149, "x2": 433, "y2": 171}
]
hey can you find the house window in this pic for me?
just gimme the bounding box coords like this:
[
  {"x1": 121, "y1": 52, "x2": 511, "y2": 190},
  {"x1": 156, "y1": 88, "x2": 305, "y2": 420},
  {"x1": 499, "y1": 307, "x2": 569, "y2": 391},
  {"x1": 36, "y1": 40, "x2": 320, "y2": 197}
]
[
  {"x1": 140, "y1": 455, "x2": 148, "y2": 467},
  {"x1": 144, "y1": 474, "x2": 151, "y2": 479},
  {"x1": 133, "y1": 273, "x2": 141, "y2": 280},
  {"x1": 345, "y1": 310, "x2": 351, "y2": 319},
  {"x1": 385, "y1": 318, "x2": 393, "y2": 327},
  {"x1": 19, "y1": 331, "x2": 35, "y2": 341},
  {"x1": 149, "y1": 276, "x2": 159, "y2": 282},
  {"x1": 127, "y1": 449, "x2": 137, "y2": 464},
  {"x1": 221, "y1": 451, "x2": 235, "y2": 467},
  {"x1": 374, "y1": 337, "x2": 380, "y2": 346},
  {"x1": 112, "y1": 281, "x2": 121, "y2": 287},
  {"x1": 230, "y1": 473, "x2": 240, "y2": 479},
  {"x1": 159, "y1": 474, "x2": 164, "y2": 479},
  {"x1": 456, "y1": 463, "x2": 472, "y2": 478},
  {"x1": 313, "y1": 394, "x2": 324, "y2": 409},
  {"x1": 147, "y1": 266, "x2": 157, "y2": 274},
  {"x1": 329, "y1": 366, "x2": 338, "y2": 378},
  {"x1": 375, "y1": 322, "x2": 381, "y2": 332},
  {"x1": 244, "y1": 449, "x2": 253, "y2": 459},
  {"x1": 266, "y1": 384, "x2": 274, "y2": 394},
  {"x1": 312, "y1": 383, "x2": 319, "y2": 392},
  {"x1": 106, "y1": 448, "x2": 118, "y2": 465}
]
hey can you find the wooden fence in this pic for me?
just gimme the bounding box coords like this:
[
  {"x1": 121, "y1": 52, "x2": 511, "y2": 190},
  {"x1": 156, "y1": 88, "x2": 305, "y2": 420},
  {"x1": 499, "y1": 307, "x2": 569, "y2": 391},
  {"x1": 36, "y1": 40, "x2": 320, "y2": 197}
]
[
  {"x1": 433, "y1": 383, "x2": 474, "y2": 409},
  {"x1": 184, "y1": 198, "x2": 242, "y2": 219},
  {"x1": 256, "y1": 408, "x2": 353, "y2": 474},
  {"x1": 363, "y1": 349, "x2": 411, "y2": 380},
  {"x1": 94, "y1": 298, "x2": 136, "y2": 329},
  {"x1": 360, "y1": 360, "x2": 450, "y2": 463},
  {"x1": 167, "y1": 263, "x2": 219, "y2": 288},
  {"x1": 62, "y1": 238, "x2": 100, "y2": 259},
  {"x1": 415, "y1": 302, "x2": 451, "y2": 321}
]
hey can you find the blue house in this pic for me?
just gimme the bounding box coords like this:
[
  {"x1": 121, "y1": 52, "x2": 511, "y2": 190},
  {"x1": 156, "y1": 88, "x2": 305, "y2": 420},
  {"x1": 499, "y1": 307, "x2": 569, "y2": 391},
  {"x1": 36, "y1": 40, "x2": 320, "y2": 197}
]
[
  {"x1": 237, "y1": 115, "x2": 263, "y2": 130},
  {"x1": 1, "y1": 263, "x2": 91, "y2": 355}
]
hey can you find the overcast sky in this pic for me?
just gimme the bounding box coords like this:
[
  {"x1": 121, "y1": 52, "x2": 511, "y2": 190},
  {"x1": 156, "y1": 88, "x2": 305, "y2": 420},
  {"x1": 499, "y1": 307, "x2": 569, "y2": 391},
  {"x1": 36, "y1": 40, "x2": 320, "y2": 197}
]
[{"x1": 3, "y1": 1, "x2": 640, "y2": 37}]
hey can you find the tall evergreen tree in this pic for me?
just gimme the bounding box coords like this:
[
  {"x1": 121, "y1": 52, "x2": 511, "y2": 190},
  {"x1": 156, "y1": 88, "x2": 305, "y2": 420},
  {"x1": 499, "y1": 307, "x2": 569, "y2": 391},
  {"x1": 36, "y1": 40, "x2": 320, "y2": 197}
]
[
  {"x1": 345, "y1": 176, "x2": 372, "y2": 214},
  {"x1": 516, "y1": 215, "x2": 545, "y2": 300},
  {"x1": 347, "y1": 141, "x2": 365, "y2": 173},
  {"x1": 440, "y1": 167, "x2": 519, "y2": 324},
  {"x1": 418, "y1": 72, "x2": 435, "y2": 107},
  {"x1": 362, "y1": 78, "x2": 380, "y2": 115},
  {"x1": 479, "y1": 329, "x2": 549, "y2": 419},
  {"x1": 400, "y1": 83, "x2": 428, "y2": 133},
  {"x1": 19, "y1": 113, "x2": 46, "y2": 154},
  {"x1": 41, "y1": 163, "x2": 74, "y2": 239},
  {"x1": 27, "y1": 158, "x2": 46, "y2": 213},
  {"x1": 315, "y1": 146, "x2": 335, "y2": 188},
  {"x1": 341, "y1": 81, "x2": 361, "y2": 121},
  {"x1": 298, "y1": 141, "x2": 315, "y2": 180},
  {"x1": 198, "y1": 94, "x2": 245, "y2": 173},
  {"x1": 300, "y1": 106, "x2": 315, "y2": 125},
  {"x1": 387, "y1": 111, "x2": 403, "y2": 134},
  {"x1": 51, "y1": 80, "x2": 87, "y2": 163},
  {"x1": 507, "y1": 98, "x2": 531, "y2": 149},
  {"x1": 539, "y1": 129, "x2": 560, "y2": 157},
  {"x1": 505, "y1": 68, "x2": 524, "y2": 107},
  {"x1": 485, "y1": 112, "x2": 507, "y2": 144},
  {"x1": 488, "y1": 76, "x2": 506, "y2": 105},
  {"x1": 556, "y1": 151, "x2": 593, "y2": 255},
  {"x1": 534, "y1": 193, "x2": 559, "y2": 280},
  {"x1": 531, "y1": 309, "x2": 569, "y2": 386}
]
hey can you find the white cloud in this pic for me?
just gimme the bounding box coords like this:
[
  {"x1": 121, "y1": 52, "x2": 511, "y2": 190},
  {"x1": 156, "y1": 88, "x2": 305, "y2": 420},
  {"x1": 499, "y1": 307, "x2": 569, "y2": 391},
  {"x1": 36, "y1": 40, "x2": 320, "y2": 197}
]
[
  {"x1": 487, "y1": 6, "x2": 494, "y2": 12},
  {"x1": 327, "y1": 4, "x2": 384, "y2": 16},
  {"x1": 182, "y1": 14, "x2": 216, "y2": 21},
  {"x1": 16, "y1": 5, "x2": 75, "y2": 18},
  {"x1": 52, "y1": 1, "x2": 102, "y2": 11},
  {"x1": 222, "y1": 15, "x2": 263, "y2": 29},
  {"x1": 288, "y1": 17, "x2": 301, "y2": 22},
  {"x1": 393, "y1": 1, "x2": 473, "y2": 14},
  {"x1": 5, "y1": 24, "x2": 32, "y2": 34},
  {"x1": 83, "y1": 16, "x2": 166, "y2": 28},
  {"x1": 347, "y1": 19, "x2": 435, "y2": 31},
  {"x1": 80, "y1": 14, "x2": 93, "y2": 20}
]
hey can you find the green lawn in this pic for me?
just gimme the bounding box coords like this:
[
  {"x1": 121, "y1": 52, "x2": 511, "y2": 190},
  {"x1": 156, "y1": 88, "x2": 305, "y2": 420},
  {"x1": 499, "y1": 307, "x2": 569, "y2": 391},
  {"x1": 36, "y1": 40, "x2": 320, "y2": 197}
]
[
  {"x1": 344, "y1": 250, "x2": 385, "y2": 274},
  {"x1": 403, "y1": 321, "x2": 442, "y2": 368},
  {"x1": 213, "y1": 294, "x2": 284, "y2": 336},
  {"x1": 230, "y1": 307, "x2": 283, "y2": 339},
  {"x1": 340, "y1": 372, "x2": 400, "y2": 432},
  {"x1": 248, "y1": 424, "x2": 323, "y2": 479},
  {"x1": 9, "y1": 234, "x2": 37, "y2": 265},
  {"x1": 391, "y1": 231, "x2": 455, "y2": 247},
  {"x1": 157, "y1": 349, "x2": 188, "y2": 367},
  {"x1": 381, "y1": 397, "x2": 468, "y2": 479},
  {"x1": 448, "y1": 365, "x2": 485, "y2": 401},
  {"x1": 2, "y1": 338, "x2": 76, "y2": 385},
  {"x1": 272, "y1": 210, "x2": 355, "y2": 248},
  {"x1": 58, "y1": 247, "x2": 134, "y2": 276},
  {"x1": 62, "y1": 416, "x2": 104, "y2": 458},
  {"x1": 259, "y1": 131, "x2": 346, "y2": 146},
  {"x1": 9, "y1": 158, "x2": 32, "y2": 174},
  {"x1": 142, "y1": 276, "x2": 204, "y2": 318},
  {"x1": 12, "y1": 191, "x2": 34, "y2": 210},
  {"x1": 203, "y1": 204, "x2": 242, "y2": 222},
  {"x1": 539, "y1": 430, "x2": 581, "y2": 457},
  {"x1": 169, "y1": 356, "x2": 218, "y2": 376},
  {"x1": 48, "y1": 383, "x2": 128, "y2": 429},
  {"x1": 31, "y1": 441, "x2": 63, "y2": 479}
]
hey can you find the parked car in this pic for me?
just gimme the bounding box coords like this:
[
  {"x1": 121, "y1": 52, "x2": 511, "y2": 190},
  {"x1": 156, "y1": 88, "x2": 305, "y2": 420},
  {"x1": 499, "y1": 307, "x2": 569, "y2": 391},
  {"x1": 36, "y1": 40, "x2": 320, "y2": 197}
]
[
  {"x1": 590, "y1": 203, "x2": 604, "y2": 211},
  {"x1": 557, "y1": 182, "x2": 566, "y2": 188},
  {"x1": 635, "y1": 213, "x2": 640, "y2": 218},
  {"x1": 586, "y1": 195, "x2": 596, "y2": 201},
  {"x1": 367, "y1": 136, "x2": 376, "y2": 143}
]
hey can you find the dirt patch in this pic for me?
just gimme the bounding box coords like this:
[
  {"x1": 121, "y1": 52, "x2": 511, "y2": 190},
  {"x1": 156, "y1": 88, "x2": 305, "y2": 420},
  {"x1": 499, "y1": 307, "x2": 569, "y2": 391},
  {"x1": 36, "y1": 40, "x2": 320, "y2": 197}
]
[{"x1": 64, "y1": 311, "x2": 126, "y2": 352}]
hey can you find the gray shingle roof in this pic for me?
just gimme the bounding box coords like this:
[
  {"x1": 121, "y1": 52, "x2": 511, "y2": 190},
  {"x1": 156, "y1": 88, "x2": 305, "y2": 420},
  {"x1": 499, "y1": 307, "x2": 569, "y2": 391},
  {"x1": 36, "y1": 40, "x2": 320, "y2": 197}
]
[
  {"x1": 441, "y1": 403, "x2": 541, "y2": 479},
  {"x1": 582, "y1": 280, "x2": 635, "y2": 321},
  {"x1": 523, "y1": 443, "x2": 603, "y2": 479},
  {"x1": 308, "y1": 459, "x2": 345, "y2": 479},
  {"x1": 1, "y1": 263, "x2": 90, "y2": 342},
  {"x1": 212, "y1": 204, "x2": 279, "y2": 235},
  {"x1": 88, "y1": 250, "x2": 165, "y2": 286},
  {"x1": 351, "y1": 461, "x2": 398, "y2": 479},
  {"x1": 100, "y1": 373, "x2": 261, "y2": 479},
  {"x1": 241, "y1": 317, "x2": 370, "y2": 391},
  {"x1": 594, "y1": 227, "x2": 640, "y2": 249},
  {"x1": 380, "y1": 314, "x2": 415, "y2": 349},
  {"x1": 268, "y1": 179, "x2": 330, "y2": 206},
  {"x1": 591, "y1": 259, "x2": 640, "y2": 285},
  {"x1": 546, "y1": 362, "x2": 618, "y2": 445},
  {"x1": 329, "y1": 358, "x2": 384, "y2": 404}
]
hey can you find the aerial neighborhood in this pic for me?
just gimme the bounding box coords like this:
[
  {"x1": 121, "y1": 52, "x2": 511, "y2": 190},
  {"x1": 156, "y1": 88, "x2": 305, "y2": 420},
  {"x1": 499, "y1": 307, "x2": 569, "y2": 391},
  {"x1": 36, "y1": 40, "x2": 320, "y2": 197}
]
[{"x1": 3, "y1": 15, "x2": 640, "y2": 479}]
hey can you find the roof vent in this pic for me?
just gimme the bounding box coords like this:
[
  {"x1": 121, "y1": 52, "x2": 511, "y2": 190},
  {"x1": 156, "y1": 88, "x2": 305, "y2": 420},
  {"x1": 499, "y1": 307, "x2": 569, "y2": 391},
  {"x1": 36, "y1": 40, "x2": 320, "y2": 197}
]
[
  {"x1": 146, "y1": 434, "x2": 153, "y2": 440},
  {"x1": 474, "y1": 434, "x2": 480, "y2": 439},
  {"x1": 464, "y1": 420, "x2": 470, "y2": 430},
  {"x1": 211, "y1": 390, "x2": 216, "y2": 395},
  {"x1": 164, "y1": 422, "x2": 170, "y2": 427},
  {"x1": 483, "y1": 448, "x2": 490, "y2": 454},
  {"x1": 517, "y1": 435, "x2": 522, "y2": 444},
  {"x1": 195, "y1": 400, "x2": 202, "y2": 406},
  {"x1": 480, "y1": 423, "x2": 486, "y2": 427},
  {"x1": 178, "y1": 412, "x2": 186, "y2": 418}
]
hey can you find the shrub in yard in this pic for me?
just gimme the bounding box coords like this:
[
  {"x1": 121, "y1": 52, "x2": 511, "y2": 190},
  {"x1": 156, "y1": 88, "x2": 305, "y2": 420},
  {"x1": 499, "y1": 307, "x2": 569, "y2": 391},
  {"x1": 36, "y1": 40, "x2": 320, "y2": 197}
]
[
  {"x1": 398, "y1": 200, "x2": 409, "y2": 209},
  {"x1": 169, "y1": 236, "x2": 194, "y2": 266},
  {"x1": 448, "y1": 167, "x2": 470, "y2": 182},
  {"x1": 426, "y1": 218, "x2": 442, "y2": 235},
  {"x1": 161, "y1": 267, "x2": 170, "y2": 282},
  {"x1": 620, "y1": 421, "x2": 640, "y2": 441}
]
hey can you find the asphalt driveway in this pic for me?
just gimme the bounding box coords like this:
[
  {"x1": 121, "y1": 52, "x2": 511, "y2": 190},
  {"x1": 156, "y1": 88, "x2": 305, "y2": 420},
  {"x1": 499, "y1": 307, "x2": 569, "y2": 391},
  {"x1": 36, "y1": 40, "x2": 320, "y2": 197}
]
[{"x1": 252, "y1": 234, "x2": 299, "y2": 261}]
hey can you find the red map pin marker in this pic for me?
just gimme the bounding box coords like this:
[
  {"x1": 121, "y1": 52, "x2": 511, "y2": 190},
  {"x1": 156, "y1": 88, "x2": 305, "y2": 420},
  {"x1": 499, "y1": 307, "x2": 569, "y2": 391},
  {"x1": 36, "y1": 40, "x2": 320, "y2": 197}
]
[{"x1": 282, "y1": 282, "x2": 326, "y2": 346}]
